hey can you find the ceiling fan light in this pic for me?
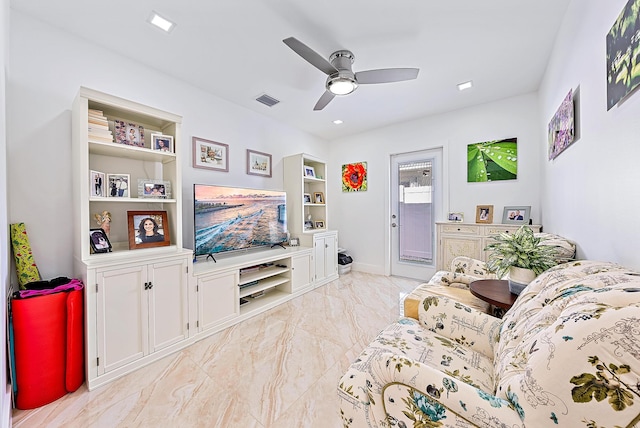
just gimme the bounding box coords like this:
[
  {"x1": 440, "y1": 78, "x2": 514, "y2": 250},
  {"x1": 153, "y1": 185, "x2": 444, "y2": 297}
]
[{"x1": 328, "y1": 78, "x2": 357, "y2": 95}]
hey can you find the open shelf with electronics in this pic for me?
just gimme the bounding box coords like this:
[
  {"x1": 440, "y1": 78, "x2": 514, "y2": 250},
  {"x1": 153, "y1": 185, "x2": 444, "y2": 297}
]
[{"x1": 238, "y1": 262, "x2": 292, "y2": 314}]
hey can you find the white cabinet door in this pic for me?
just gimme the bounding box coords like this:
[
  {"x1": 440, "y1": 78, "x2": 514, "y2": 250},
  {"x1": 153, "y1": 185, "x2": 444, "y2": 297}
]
[
  {"x1": 147, "y1": 258, "x2": 189, "y2": 353},
  {"x1": 198, "y1": 270, "x2": 238, "y2": 332},
  {"x1": 314, "y1": 235, "x2": 327, "y2": 282},
  {"x1": 291, "y1": 252, "x2": 312, "y2": 292},
  {"x1": 96, "y1": 264, "x2": 149, "y2": 375},
  {"x1": 313, "y1": 231, "x2": 338, "y2": 286}
]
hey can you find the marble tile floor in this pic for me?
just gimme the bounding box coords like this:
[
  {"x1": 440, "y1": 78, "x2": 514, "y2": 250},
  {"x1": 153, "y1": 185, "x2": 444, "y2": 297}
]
[{"x1": 12, "y1": 272, "x2": 421, "y2": 428}]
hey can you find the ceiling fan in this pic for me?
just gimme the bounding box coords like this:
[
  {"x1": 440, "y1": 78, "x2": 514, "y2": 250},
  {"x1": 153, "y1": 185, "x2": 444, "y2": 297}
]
[{"x1": 283, "y1": 37, "x2": 420, "y2": 111}]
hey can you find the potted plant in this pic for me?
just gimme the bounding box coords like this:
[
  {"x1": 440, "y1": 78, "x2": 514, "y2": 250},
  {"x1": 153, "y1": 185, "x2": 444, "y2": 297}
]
[{"x1": 484, "y1": 225, "x2": 559, "y2": 295}]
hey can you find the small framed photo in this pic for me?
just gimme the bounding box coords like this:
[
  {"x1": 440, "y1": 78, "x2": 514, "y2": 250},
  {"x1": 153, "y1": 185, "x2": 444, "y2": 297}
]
[
  {"x1": 107, "y1": 173, "x2": 130, "y2": 198},
  {"x1": 193, "y1": 136, "x2": 229, "y2": 172},
  {"x1": 151, "y1": 134, "x2": 174, "y2": 152},
  {"x1": 127, "y1": 211, "x2": 170, "y2": 250},
  {"x1": 502, "y1": 206, "x2": 531, "y2": 224},
  {"x1": 475, "y1": 205, "x2": 494, "y2": 224},
  {"x1": 246, "y1": 149, "x2": 272, "y2": 177},
  {"x1": 138, "y1": 179, "x2": 171, "y2": 199},
  {"x1": 114, "y1": 120, "x2": 145, "y2": 147},
  {"x1": 289, "y1": 238, "x2": 300, "y2": 247},
  {"x1": 448, "y1": 212, "x2": 463, "y2": 222},
  {"x1": 304, "y1": 220, "x2": 314, "y2": 230},
  {"x1": 314, "y1": 220, "x2": 325, "y2": 229},
  {"x1": 303, "y1": 165, "x2": 316, "y2": 178},
  {"x1": 89, "y1": 228, "x2": 112, "y2": 253},
  {"x1": 314, "y1": 192, "x2": 324, "y2": 204},
  {"x1": 303, "y1": 193, "x2": 312, "y2": 204},
  {"x1": 90, "y1": 170, "x2": 106, "y2": 198}
]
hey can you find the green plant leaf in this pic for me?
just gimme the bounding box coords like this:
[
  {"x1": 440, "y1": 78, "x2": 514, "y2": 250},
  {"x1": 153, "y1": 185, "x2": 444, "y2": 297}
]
[{"x1": 482, "y1": 141, "x2": 518, "y2": 175}]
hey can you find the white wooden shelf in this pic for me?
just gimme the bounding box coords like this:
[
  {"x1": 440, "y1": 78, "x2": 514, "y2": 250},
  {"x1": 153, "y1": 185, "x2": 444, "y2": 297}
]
[{"x1": 239, "y1": 275, "x2": 289, "y2": 298}]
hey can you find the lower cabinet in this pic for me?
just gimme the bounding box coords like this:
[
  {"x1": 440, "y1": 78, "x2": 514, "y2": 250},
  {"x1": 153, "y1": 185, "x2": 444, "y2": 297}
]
[
  {"x1": 85, "y1": 251, "x2": 191, "y2": 389},
  {"x1": 291, "y1": 251, "x2": 313, "y2": 293},
  {"x1": 196, "y1": 269, "x2": 238, "y2": 332},
  {"x1": 313, "y1": 230, "x2": 338, "y2": 286}
]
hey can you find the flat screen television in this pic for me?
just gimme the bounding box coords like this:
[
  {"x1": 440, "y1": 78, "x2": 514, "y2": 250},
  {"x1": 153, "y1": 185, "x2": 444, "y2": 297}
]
[{"x1": 193, "y1": 184, "x2": 288, "y2": 257}]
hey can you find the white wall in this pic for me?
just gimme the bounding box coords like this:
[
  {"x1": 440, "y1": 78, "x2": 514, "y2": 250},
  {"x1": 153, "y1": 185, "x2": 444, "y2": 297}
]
[
  {"x1": 539, "y1": 0, "x2": 640, "y2": 270},
  {"x1": 1, "y1": 0, "x2": 11, "y2": 425},
  {"x1": 328, "y1": 93, "x2": 542, "y2": 277},
  {"x1": 6, "y1": 11, "x2": 328, "y2": 279}
]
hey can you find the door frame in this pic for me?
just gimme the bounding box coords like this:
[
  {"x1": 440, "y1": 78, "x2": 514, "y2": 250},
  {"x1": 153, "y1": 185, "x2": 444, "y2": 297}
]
[{"x1": 385, "y1": 145, "x2": 448, "y2": 279}]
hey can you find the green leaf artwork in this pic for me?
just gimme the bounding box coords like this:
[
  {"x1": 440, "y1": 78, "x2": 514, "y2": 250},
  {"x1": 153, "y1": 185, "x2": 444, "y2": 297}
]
[{"x1": 467, "y1": 138, "x2": 517, "y2": 182}]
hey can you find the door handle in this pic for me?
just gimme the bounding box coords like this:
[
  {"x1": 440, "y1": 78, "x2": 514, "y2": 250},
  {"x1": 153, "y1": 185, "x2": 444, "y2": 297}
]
[{"x1": 391, "y1": 223, "x2": 397, "y2": 227}]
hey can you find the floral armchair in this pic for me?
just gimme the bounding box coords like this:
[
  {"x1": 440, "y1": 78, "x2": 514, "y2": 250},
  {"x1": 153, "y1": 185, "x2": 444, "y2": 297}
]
[
  {"x1": 339, "y1": 260, "x2": 640, "y2": 427},
  {"x1": 403, "y1": 233, "x2": 576, "y2": 319}
]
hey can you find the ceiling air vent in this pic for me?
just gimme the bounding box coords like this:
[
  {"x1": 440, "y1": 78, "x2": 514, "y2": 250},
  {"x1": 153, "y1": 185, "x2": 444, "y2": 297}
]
[{"x1": 255, "y1": 93, "x2": 280, "y2": 107}]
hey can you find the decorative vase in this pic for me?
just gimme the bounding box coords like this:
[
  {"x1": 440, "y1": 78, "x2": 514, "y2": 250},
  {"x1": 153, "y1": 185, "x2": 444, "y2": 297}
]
[{"x1": 508, "y1": 266, "x2": 536, "y2": 295}]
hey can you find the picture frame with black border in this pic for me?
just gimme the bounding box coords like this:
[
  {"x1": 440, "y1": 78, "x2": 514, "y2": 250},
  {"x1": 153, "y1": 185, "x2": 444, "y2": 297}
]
[
  {"x1": 475, "y1": 205, "x2": 494, "y2": 224},
  {"x1": 314, "y1": 220, "x2": 325, "y2": 229},
  {"x1": 151, "y1": 134, "x2": 174, "y2": 153},
  {"x1": 502, "y1": 206, "x2": 531, "y2": 224},
  {"x1": 90, "y1": 170, "x2": 106, "y2": 198},
  {"x1": 289, "y1": 238, "x2": 300, "y2": 247},
  {"x1": 89, "y1": 228, "x2": 112, "y2": 253},
  {"x1": 138, "y1": 179, "x2": 171, "y2": 199},
  {"x1": 303, "y1": 193, "x2": 312, "y2": 204},
  {"x1": 304, "y1": 220, "x2": 314, "y2": 230},
  {"x1": 127, "y1": 210, "x2": 171, "y2": 250}
]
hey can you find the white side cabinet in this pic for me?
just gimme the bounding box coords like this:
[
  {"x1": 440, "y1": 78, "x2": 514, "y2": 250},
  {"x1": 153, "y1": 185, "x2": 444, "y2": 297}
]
[
  {"x1": 196, "y1": 270, "x2": 239, "y2": 333},
  {"x1": 291, "y1": 251, "x2": 313, "y2": 293},
  {"x1": 313, "y1": 230, "x2": 338, "y2": 286},
  {"x1": 87, "y1": 251, "x2": 191, "y2": 388},
  {"x1": 436, "y1": 223, "x2": 542, "y2": 270}
]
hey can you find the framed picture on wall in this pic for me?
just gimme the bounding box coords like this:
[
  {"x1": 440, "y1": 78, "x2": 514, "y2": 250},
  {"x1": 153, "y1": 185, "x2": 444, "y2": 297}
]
[
  {"x1": 502, "y1": 206, "x2": 531, "y2": 224},
  {"x1": 246, "y1": 149, "x2": 272, "y2": 177},
  {"x1": 192, "y1": 136, "x2": 229, "y2": 172}
]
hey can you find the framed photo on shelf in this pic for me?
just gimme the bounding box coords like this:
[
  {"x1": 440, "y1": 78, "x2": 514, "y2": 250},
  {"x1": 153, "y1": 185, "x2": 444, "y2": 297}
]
[
  {"x1": 192, "y1": 136, "x2": 229, "y2": 172},
  {"x1": 246, "y1": 149, "x2": 272, "y2": 177},
  {"x1": 89, "y1": 228, "x2": 112, "y2": 253},
  {"x1": 304, "y1": 220, "x2": 314, "y2": 230},
  {"x1": 475, "y1": 205, "x2": 494, "y2": 224},
  {"x1": 127, "y1": 210, "x2": 171, "y2": 250},
  {"x1": 90, "y1": 170, "x2": 106, "y2": 197},
  {"x1": 151, "y1": 134, "x2": 173, "y2": 152},
  {"x1": 448, "y1": 212, "x2": 463, "y2": 222},
  {"x1": 502, "y1": 206, "x2": 531, "y2": 224},
  {"x1": 314, "y1": 192, "x2": 324, "y2": 204},
  {"x1": 138, "y1": 179, "x2": 171, "y2": 199},
  {"x1": 289, "y1": 238, "x2": 300, "y2": 247},
  {"x1": 106, "y1": 173, "x2": 130, "y2": 198},
  {"x1": 303, "y1": 193, "x2": 312, "y2": 204},
  {"x1": 114, "y1": 120, "x2": 145, "y2": 147},
  {"x1": 314, "y1": 220, "x2": 325, "y2": 229},
  {"x1": 303, "y1": 165, "x2": 315, "y2": 178}
]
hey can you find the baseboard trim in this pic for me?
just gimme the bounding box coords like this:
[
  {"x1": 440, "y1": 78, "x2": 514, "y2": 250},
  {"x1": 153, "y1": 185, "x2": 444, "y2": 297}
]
[{"x1": 350, "y1": 262, "x2": 387, "y2": 276}]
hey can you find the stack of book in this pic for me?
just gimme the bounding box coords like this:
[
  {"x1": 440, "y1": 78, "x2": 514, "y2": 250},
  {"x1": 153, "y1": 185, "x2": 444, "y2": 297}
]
[{"x1": 88, "y1": 109, "x2": 114, "y2": 143}]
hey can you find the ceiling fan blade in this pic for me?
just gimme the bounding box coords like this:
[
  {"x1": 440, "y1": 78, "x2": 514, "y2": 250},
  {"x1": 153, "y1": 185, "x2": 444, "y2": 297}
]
[
  {"x1": 313, "y1": 91, "x2": 335, "y2": 111},
  {"x1": 283, "y1": 37, "x2": 338, "y2": 76},
  {"x1": 355, "y1": 68, "x2": 419, "y2": 84}
]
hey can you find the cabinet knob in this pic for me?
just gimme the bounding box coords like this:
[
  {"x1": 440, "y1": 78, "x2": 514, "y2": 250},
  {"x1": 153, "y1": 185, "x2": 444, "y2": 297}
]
[
  {"x1": 144, "y1": 282, "x2": 149, "y2": 290},
  {"x1": 148, "y1": 282, "x2": 153, "y2": 289}
]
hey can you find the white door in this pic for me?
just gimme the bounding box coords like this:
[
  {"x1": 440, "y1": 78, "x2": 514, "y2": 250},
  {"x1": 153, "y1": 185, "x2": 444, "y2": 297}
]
[{"x1": 390, "y1": 149, "x2": 442, "y2": 280}]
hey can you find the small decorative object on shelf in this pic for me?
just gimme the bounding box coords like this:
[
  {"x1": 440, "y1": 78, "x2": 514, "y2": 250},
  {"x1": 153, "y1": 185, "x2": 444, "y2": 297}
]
[
  {"x1": 90, "y1": 170, "x2": 106, "y2": 197},
  {"x1": 303, "y1": 165, "x2": 315, "y2": 178},
  {"x1": 93, "y1": 210, "x2": 112, "y2": 237},
  {"x1": 107, "y1": 173, "x2": 130, "y2": 198},
  {"x1": 502, "y1": 205, "x2": 531, "y2": 224},
  {"x1": 89, "y1": 228, "x2": 112, "y2": 253},
  {"x1": 304, "y1": 220, "x2": 313, "y2": 230},
  {"x1": 303, "y1": 193, "x2": 311, "y2": 203},
  {"x1": 448, "y1": 212, "x2": 463, "y2": 222},
  {"x1": 127, "y1": 210, "x2": 171, "y2": 250},
  {"x1": 289, "y1": 238, "x2": 300, "y2": 246},
  {"x1": 476, "y1": 205, "x2": 494, "y2": 224},
  {"x1": 87, "y1": 109, "x2": 113, "y2": 144},
  {"x1": 151, "y1": 134, "x2": 174, "y2": 152},
  {"x1": 114, "y1": 120, "x2": 145, "y2": 147},
  {"x1": 314, "y1": 220, "x2": 325, "y2": 229},
  {"x1": 314, "y1": 192, "x2": 324, "y2": 204},
  {"x1": 138, "y1": 179, "x2": 171, "y2": 199}
]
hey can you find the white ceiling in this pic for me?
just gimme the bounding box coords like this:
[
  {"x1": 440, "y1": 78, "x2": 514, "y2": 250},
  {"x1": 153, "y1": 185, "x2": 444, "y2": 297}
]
[{"x1": 11, "y1": 0, "x2": 571, "y2": 140}]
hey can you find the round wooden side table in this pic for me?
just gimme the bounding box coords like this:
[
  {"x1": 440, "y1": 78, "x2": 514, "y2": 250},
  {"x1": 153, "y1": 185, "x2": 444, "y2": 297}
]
[{"x1": 469, "y1": 279, "x2": 517, "y2": 311}]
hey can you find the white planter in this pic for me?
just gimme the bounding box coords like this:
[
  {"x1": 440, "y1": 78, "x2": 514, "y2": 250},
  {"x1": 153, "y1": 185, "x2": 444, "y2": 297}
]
[{"x1": 508, "y1": 266, "x2": 536, "y2": 295}]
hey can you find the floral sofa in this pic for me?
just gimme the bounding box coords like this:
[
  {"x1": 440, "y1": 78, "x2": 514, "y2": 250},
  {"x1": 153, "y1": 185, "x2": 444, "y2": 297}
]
[
  {"x1": 403, "y1": 233, "x2": 576, "y2": 319},
  {"x1": 338, "y1": 260, "x2": 640, "y2": 427}
]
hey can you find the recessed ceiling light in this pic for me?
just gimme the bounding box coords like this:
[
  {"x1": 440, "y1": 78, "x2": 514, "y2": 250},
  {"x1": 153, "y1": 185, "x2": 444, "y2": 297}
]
[
  {"x1": 148, "y1": 11, "x2": 175, "y2": 33},
  {"x1": 457, "y1": 81, "x2": 473, "y2": 91},
  {"x1": 333, "y1": 119, "x2": 343, "y2": 125}
]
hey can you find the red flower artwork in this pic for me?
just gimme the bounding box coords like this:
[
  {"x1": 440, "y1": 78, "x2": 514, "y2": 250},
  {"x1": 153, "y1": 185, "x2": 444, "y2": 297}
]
[{"x1": 342, "y1": 162, "x2": 368, "y2": 192}]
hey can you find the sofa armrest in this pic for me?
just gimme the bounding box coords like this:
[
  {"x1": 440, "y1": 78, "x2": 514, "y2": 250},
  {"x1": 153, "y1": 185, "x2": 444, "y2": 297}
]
[
  {"x1": 450, "y1": 256, "x2": 496, "y2": 278},
  {"x1": 339, "y1": 352, "x2": 523, "y2": 427},
  {"x1": 418, "y1": 295, "x2": 501, "y2": 358},
  {"x1": 429, "y1": 270, "x2": 477, "y2": 289}
]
